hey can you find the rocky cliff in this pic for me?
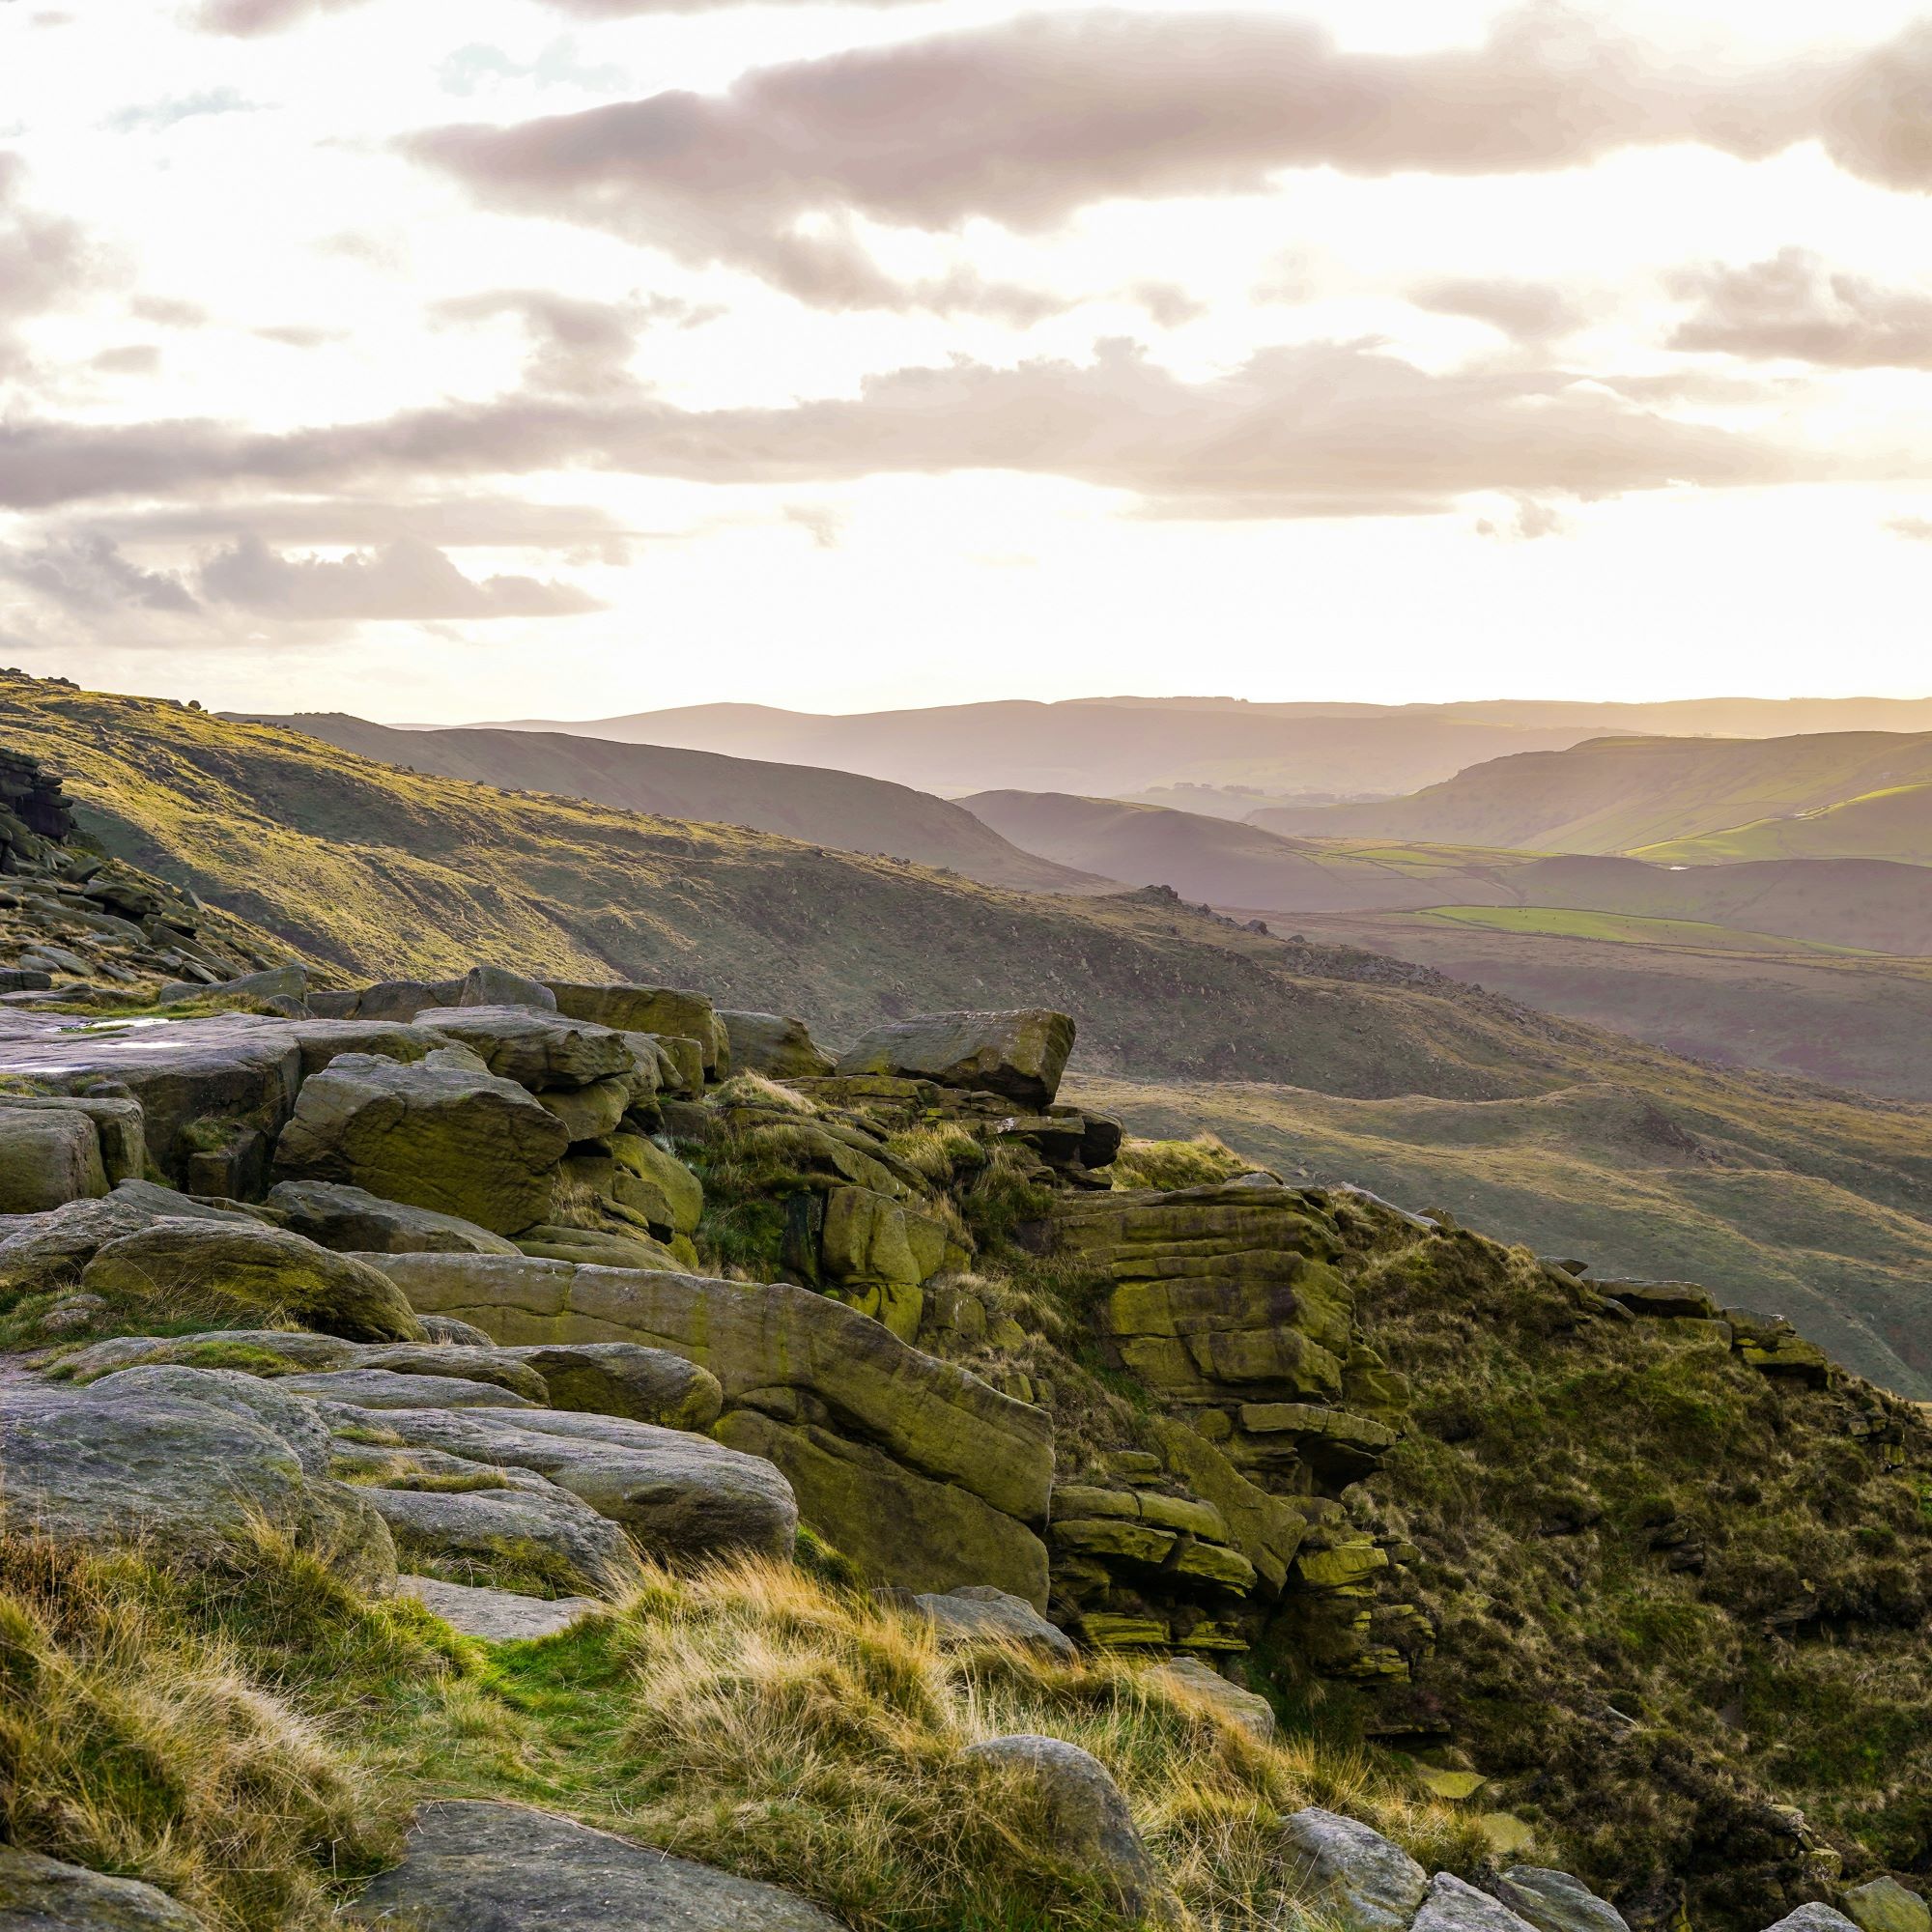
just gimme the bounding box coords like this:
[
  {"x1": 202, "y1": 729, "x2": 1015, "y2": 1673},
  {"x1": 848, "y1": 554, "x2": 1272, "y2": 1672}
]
[{"x1": 0, "y1": 770, "x2": 1925, "y2": 1932}]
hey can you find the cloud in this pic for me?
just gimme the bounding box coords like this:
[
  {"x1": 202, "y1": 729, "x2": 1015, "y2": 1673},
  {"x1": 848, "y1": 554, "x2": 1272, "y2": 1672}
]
[
  {"x1": 81, "y1": 497, "x2": 640, "y2": 555},
  {"x1": 194, "y1": 0, "x2": 368, "y2": 33},
  {"x1": 1885, "y1": 516, "x2": 1932, "y2": 542},
  {"x1": 1474, "y1": 493, "x2": 1573, "y2": 541},
  {"x1": 102, "y1": 88, "x2": 262, "y2": 134},
  {"x1": 196, "y1": 533, "x2": 604, "y2": 619},
  {"x1": 431, "y1": 289, "x2": 648, "y2": 394},
  {"x1": 402, "y1": 9, "x2": 1841, "y2": 310},
  {"x1": 0, "y1": 531, "x2": 198, "y2": 615},
  {"x1": 91, "y1": 344, "x2": 161, "y2": 376},
  {"x1": 782, "y1": 503, "x2": 844, "y2": 549},
  {"x1": 1670, "y1": 248, "x2": 1932, "y2": 369},
  {"x1": 0, "y1": 336, "x2": 1827, "y2": 523},
  {"x1": 438, "y1": 38, "x2": 627, "y2": 99},
  {"x1": 0, "y1": 153, "x2": 92, "y2": 365},
  {"x1": 1411, "y1": 275, "x2": 1586, "y2": 343},
  {"x1": 201, "y1": 0, "x2": 919, "y2": 33}
]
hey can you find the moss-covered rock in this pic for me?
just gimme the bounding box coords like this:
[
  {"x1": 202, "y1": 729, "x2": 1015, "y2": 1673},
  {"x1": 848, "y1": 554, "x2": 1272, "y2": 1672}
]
[
  {"x1": 80, "y1": 1219, "x2": 427, "y2": 1342},
  {"x1": 272, "y1": 1051, "x2": 568, "y2": 1235}
]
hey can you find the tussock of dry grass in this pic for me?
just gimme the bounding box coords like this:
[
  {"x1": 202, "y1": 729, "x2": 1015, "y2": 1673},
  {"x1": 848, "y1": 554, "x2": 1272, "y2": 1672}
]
[
  {"x1": 1110, "y1": 1135, "x2": 1260, "y2": 1193},
  {"x1": 602, "y1": 1555, "x2": 1483, "y2": 1932},
  {"x1": 710, "y1": 1069, "x2": 821, "y2": 1114},
  {"x1": 0, "y1": 1529, "x2": 410, "y2": 1931}
]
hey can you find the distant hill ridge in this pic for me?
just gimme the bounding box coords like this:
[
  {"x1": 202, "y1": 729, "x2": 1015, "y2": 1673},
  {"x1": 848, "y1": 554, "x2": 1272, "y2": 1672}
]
[
  {"x1": 455, "y1": 695, "x2": 1932, "y2": 803},
  {"x1": 1251, "y1": 728, "x2": 1932, "y2": 859}
]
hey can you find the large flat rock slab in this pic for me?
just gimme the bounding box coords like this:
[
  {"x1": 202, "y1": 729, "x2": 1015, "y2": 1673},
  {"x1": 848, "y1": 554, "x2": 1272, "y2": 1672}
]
[
  {"x1": 328, "y1": 1402, "x2": 798, "y2": 1562},
  {"x1": 2, "y1": 1376, "x2": 394, "y2": 1593},
  {"x1": 350, "y1": 1800, "x2": 842, "y2": 1930}
]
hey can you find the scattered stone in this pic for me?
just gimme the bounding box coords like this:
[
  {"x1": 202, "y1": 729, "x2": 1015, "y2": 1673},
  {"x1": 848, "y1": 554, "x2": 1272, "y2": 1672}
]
[
  {"x1": 159, "y1": 962, "x2": 308, "y2": 1009},
  {"x1": 88, "y1": 1363, "x2": 335, "y2": 1476},
  {"x1": 355, "y1": 1464, "x2": 648, "y2": 1599},
  {"x1": 455, "y1": 965, "x2": 556, "y2": 1010},
  {"x1": 963, "y1": 1735, "x2": 1179, "y2": 1927},
  {"x1": 1843, "y1": 1879, "x2": 1932, "y2": 1932},
  {"x1": 1762, "y1": 1911, "x2": 1866, "y2": 1932},
  {"x1": 1413, "y1": 1872, "x2": 1542, "y2": 1932},
  {"x1": 538, "y1": 1078, "x2": 630, "y2": 1143},
  {"x1": 421, "y1": 1313, "x2": 494, "y2": 1346},
  {"x1": 1489, "y1": 1870, "x2": 1631, "y2": 1932},
  {"x1": 396, "y1": 1574, "x2": 602, "y2": 1641},
  {"x1": 502, "y1": 1341, "x2": 723, "y2": 1430},
  {"x1": 548, "y1": 982, "x2": 727, "y2": 1075},
  {"x1": 272, "y1": 1052, "x2": 569, "y2": 1234},
  {"x1": 58, "y1": 1330, "x2": 552, "y2": 1403},
  {"x1": 413, "y1": 1006, "x2": 636, "y2": 1091},
  {"x1": 369, "y1": 1253, "x2": 1053, "y2": 1523},
  {"x1": 349, "y1": 1800, "x2": 842, "y2": 1930},
  {"x1": 80, "y1": 1219, "x2": 427, "y2": 1343},
  {"x1": 836, "y1": 1008, "x2": 1076, "y2": 1106},
  {"x1": 1153, "y1": 1655, "x2": 1275, "y2": 1740},
  {"x1": 512, "y1": 1222, "x2": 682, "y2": 1271},
  {"x1": 604, "y1": 1131, "x2": 703, "y2": 1235},
  {"x1": 0, "y1": 1104, "x2": 107, "y2": 1212},
  {"x1": 278, "y1": 1367, "x2": 541, "y2": 1410},
  {"x1": 0, "y1": 1016, "x2": 303, "y2": 1183},
  {"x1": 913, "y1": 1583, "x2": 1077, "y2": 1660},
  {"x1": 721, "y1": 1406, "x2": 1048, "y2": 1605},
  {"x1": 0, "y1": 1843, "x2": 208, "y2": 1931},
  {"x1": 720, "y1": 1009, "x2": 836, "y2": 1079},
  {"x1": 0, "y1": 1182, "x2": 263, "y2": 1297},
  {"x1": 1599, "y1": 1281, "x2": 1719, "y2": 1321},
  {"x1": 1280, "y1": 1807, "x2": 1428, "y2": 1932}
]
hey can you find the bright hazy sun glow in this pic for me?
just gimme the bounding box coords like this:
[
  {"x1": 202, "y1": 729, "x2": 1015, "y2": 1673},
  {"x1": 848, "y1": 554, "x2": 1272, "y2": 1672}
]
[{"x1": 3, "y1": 0, "x2": 1932, "y2": 717}]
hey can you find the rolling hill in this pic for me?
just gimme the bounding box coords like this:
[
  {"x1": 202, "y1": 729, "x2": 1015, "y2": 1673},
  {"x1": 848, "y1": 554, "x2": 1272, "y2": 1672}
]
[
  {"x1": 469, "y1": 696, "x2": 1932, "y2": 805},
  {"x1": 1634, "y1": 780, "x2": 1932, "y2": 867},
  {"x1": 9, "y1": 669, "x2": 1932, "y2": 1397},
  {"x1": 231, "y1": 713, "x2": 1102, "y2": 894},
  {"x1": 963, "y1": 787, "x2": 1932, "y2": 952},
  {"x1": 1251, "y1": 730, "x2": 1932, "y2": 857}
]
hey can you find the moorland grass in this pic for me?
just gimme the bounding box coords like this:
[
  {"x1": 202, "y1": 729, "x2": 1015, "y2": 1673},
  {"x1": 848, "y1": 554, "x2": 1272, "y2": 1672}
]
[{"x1": 1, "y1": 1528, "x2": 1480, "y2": 1932}]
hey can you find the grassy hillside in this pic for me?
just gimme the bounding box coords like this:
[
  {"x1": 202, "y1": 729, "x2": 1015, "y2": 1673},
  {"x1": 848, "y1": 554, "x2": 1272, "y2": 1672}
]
[
  {"x1": 1634, "y1": 781, "x2": 1932, "y2": 867},
  {"x1": 234, "y1": 713, "x2": 1103, "y2": 894},
  {"x1": 1254, "y1": 732, "x2": 1932, "y2": 856},
  {"x1": 9, "y1": 670, "x2": 1932, "y2": 1396}
]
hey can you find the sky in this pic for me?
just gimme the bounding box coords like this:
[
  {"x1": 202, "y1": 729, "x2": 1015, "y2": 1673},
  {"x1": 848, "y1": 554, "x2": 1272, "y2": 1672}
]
[{"x1": 3, "y1": 0, "x2": 1932, "y2": 720}]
